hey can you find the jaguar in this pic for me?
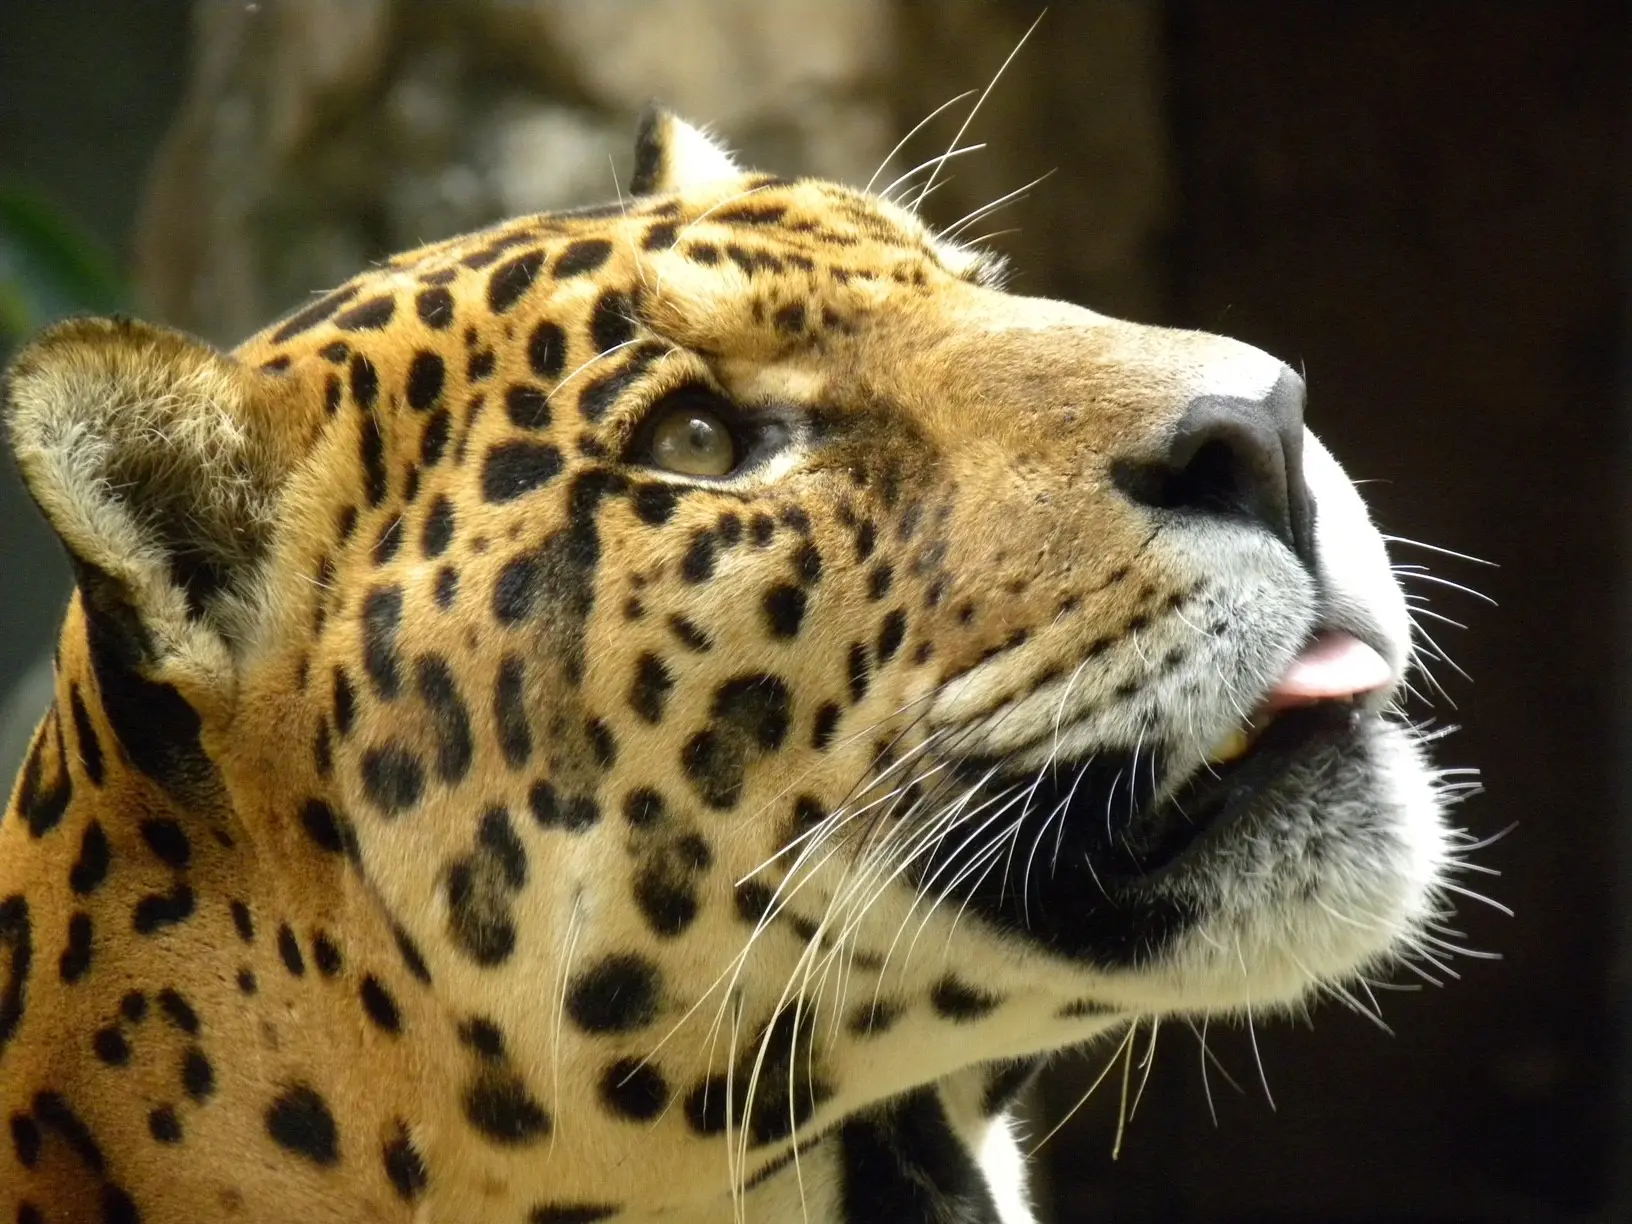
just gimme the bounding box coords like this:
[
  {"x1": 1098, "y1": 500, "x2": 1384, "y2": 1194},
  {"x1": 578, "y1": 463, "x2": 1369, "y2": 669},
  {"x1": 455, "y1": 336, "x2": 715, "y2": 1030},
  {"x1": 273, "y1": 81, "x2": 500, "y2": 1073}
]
[{"x1": 0, "y1": 109, "x2": 1455, "y2": 1222}]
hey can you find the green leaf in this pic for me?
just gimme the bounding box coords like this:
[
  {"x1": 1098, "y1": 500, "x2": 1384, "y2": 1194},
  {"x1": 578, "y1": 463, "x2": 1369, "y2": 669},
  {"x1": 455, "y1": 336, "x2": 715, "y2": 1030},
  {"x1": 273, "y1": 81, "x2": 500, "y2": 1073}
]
[{"x1": 0, "y1": 188, "x2": 129, "y2": 361}]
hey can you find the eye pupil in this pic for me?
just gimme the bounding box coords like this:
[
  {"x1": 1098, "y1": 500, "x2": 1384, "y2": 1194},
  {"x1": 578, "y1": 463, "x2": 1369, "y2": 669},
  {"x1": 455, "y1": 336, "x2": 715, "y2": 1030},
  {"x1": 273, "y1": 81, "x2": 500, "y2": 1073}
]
[
  {"x1": 649, "y1": 399, "x2": 737, "y2": 477},
  {"x1": 682, "y1": 415, "x2": 717, "y2": 452}
]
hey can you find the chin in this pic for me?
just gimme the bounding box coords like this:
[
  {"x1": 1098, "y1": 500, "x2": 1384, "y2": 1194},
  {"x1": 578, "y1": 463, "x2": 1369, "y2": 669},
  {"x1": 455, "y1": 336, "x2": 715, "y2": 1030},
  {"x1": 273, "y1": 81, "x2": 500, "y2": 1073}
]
[{"x1": 1126, "y1": 709, "x2": 1453, "y2": 1014}]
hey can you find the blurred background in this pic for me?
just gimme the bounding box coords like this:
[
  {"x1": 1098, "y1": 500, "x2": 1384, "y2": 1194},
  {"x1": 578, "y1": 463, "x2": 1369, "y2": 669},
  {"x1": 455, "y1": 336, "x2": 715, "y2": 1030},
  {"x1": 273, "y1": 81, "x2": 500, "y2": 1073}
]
[{"x1": 0, "y1": 2, "x2": 1625, "y2": 1220}]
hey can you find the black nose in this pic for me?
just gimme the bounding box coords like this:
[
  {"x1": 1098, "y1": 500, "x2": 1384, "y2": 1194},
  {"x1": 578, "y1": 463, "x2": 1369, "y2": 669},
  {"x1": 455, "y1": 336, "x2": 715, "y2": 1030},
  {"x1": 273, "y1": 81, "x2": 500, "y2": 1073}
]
[{"x1": 1116, "y1": 368, "x2": 1315, "y2": 566}]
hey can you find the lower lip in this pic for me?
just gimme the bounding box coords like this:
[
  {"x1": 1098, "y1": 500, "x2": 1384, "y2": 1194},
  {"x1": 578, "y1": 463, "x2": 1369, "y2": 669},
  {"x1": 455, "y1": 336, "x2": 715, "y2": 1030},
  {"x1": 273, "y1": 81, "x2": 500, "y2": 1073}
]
[
  {"x1": 941, "y1": 701, "x2": 1362, "y2": 885},
  {"x1": 1131, "y1": 700, "x2": 1362, "y2": 875}
]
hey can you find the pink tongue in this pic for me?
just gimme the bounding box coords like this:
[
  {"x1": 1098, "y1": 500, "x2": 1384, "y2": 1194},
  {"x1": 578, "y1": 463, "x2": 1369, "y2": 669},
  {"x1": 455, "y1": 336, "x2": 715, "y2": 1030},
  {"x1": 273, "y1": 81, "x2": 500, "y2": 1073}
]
[{"x1": 1262, "y1": 633, "x2": 1393, "y2": 711}]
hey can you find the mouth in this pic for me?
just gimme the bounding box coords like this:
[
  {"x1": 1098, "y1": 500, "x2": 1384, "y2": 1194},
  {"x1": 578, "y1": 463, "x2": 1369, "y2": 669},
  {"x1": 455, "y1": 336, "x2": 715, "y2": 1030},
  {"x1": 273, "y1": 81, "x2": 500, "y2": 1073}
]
[
  {"x1": 1202, "y1": 630, "x2": 1396, "y2": 764},
  {"x1": 948, "y1": 632, "x2": 1397, "y2": 881},
  {"x1": 1129, "y1": 698, "x2": 1366, "y2": 874}
]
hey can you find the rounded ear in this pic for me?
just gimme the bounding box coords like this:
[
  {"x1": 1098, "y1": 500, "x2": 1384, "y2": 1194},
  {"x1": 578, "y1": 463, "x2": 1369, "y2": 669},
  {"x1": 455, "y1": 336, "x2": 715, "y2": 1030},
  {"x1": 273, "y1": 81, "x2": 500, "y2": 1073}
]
[
  {"x1": 631, "y1": 105, "x2": 745, "y2": 195},
  {"x1": 2, "y1": 316, "x2": 302, "y2": 661}
]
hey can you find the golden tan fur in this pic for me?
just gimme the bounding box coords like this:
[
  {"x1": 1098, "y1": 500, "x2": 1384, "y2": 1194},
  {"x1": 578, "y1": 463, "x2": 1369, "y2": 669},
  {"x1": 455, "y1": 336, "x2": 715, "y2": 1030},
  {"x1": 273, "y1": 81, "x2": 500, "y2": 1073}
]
[{"x1": 0, "y1": 114, "x2": 1447, "y2": 1223}]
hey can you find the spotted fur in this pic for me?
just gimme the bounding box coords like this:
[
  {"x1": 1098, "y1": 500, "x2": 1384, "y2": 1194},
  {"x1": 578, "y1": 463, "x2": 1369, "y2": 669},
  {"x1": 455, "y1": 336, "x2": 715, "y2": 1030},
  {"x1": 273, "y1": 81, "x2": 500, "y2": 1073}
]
[{"x1": 0, "y1": 110, "x2": 1452, "y2": 1222}]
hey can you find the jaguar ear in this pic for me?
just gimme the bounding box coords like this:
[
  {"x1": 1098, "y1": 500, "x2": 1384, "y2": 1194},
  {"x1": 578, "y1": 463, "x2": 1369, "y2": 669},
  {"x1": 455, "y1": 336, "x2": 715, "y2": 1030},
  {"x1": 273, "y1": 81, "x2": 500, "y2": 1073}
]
[
  {"x1": 631, "y1": 105, "x2": 743, "y2": 194},
  {"x1": 3, "y1": 316, "x2": 300, "y2": 664}
]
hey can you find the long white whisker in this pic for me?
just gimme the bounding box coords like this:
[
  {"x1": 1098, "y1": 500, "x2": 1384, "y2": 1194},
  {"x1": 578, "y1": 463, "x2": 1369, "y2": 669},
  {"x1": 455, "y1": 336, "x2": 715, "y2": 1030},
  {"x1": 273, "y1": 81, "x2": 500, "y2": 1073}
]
[
  {"x1": 1129, "y1": 1016, "x2": 1162, "y2": 1121},
  {"x1": 1028, "y1": 1020, "x2": 1139, "y2": 1155},
  {"x1": 1396, "y1": 570, "x2": 1498, "y2": 606},
  {"x1": 1382, "y1": 535, "x2": 1496, "y2": 567},
  {"x1": 1237, "y1": 936, "x2": 1276, "y2": 1111},
  {"x1": 912, "y1": 10, "x2": 1046, "y2": 213},
  {"x1": 1437, "y1": 880, "x2": 1515, "y2": 916},
  {"x1": 879, "y1": 144, "x2": 988, "y2": 204},
  {"x1": 679, "y1": 182, "x2": 777, "y2": 239},
  {"x1": 865, "y1": 90, "x2": 980, "y2": 193},
  {"x1": 939, "y1": 173, "x2": 1054, "y2": 241}
]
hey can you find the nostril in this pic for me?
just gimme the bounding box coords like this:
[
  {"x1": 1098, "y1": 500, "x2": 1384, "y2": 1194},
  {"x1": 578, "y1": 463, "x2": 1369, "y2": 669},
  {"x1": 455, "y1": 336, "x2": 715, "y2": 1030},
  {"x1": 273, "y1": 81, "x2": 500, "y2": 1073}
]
[
  {"x1": 1114, "y1": 370, "x2": 1315, "y2": 565},
  {"x1": 1155, "y1": 419, "x2": 1290, "y2": 533},
  {"x1": 1159, "y1": 430, "x2": 1275, "y2": 524}
]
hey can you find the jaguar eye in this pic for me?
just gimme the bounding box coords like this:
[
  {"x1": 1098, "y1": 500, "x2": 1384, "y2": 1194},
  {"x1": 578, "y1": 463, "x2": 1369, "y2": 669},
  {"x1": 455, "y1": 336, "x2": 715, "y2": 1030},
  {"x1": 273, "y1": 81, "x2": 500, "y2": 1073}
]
[{"x1": 648, "y1": 399, "x2": 738, "y2": 477}]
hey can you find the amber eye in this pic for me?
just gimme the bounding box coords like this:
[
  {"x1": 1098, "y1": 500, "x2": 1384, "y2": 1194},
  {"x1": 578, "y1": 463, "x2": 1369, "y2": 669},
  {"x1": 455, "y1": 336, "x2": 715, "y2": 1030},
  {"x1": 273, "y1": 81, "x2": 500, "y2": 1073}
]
[{"x1": 649, "y1": 404, "x2": 737, "y2": 477}]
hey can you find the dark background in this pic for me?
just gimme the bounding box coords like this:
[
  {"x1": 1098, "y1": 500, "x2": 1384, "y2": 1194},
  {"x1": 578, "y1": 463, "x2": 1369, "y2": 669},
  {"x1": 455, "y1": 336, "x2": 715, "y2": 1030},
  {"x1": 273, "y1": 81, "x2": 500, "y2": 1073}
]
[
  {"x1": 1031, "y1": 5, "x2": 1627, "y2": 1222},
  {"x1": 1, "y1": 3, "x2": 1626, "y2": 1220}
]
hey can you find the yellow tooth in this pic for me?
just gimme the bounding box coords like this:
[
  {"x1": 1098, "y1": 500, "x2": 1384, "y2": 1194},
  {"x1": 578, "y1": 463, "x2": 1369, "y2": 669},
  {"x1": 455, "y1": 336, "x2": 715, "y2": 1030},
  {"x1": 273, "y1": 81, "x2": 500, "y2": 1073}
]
[{"x1": 1206, "y1": 727, "x2": 1252, "y2": 765}]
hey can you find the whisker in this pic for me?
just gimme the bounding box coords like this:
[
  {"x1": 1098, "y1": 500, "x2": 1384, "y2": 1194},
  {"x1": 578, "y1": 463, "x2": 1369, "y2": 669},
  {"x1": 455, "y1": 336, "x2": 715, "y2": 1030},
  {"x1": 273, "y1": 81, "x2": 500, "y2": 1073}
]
[
  {"x1": 549, "y1": 336, "x2": 651, "y2": 397},
  {"x1": 879, "y1": 144, "x2": 988, "y2": 204},
  {"x1": 1128, "y1": 1016, "x2": 1162, "y2": 1121},
  {"x1": 939, "y1": 172, "x2": 1055, "y2": 242},
  {"x1": 1111, "y1": 1018, "x2": 1138, "y2": 1160},
  {"x1": 1237, "y1": 936, "x2": 1276, "y2": 1111},
  {"x1": 1028, "y1": 1020, "x2": 1139, "y2": 1155},
  {"x1": 1436, "y1": 880, "x2": 1515, "y2": 917},
  {"x1": 1382, "y1": 534, "x2": 1496, "y2": 567},
  {"x1": 1406, "y1": 605, "x2": 1469, "y2": 631},
  {"x1": 1446, "y1": 820, "x2": 1516, "y2": 854},
  {"x1": 948, "y1": 226, "x2": 1023, "y2": 251},
  {"x1": 549, "y1": 895, "x2": 584, "y2": 1150},
  {"x1": 865, "y1": 89, "x2": 979, "y2": 193},
  {"x1": 679, "y1": 182, "x2": 778, "y2": 239},
  {"x1": 912, "y1": 10, "x2": 1046, "y2": 213},
  {"x1": 1396, "y1": 570, "x2": 1498, "y2": 606},
  {"x1": 1193, "y1": 1018, "x2": 1219, "y2": 1126}
]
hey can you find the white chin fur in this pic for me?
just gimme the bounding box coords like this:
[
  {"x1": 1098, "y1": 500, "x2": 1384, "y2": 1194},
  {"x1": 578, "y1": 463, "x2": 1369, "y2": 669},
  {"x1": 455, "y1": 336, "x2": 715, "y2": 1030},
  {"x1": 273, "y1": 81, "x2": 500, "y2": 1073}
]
[{"x1": 1151, "y1": 723, "x2": 1450, "y2": 1014}]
